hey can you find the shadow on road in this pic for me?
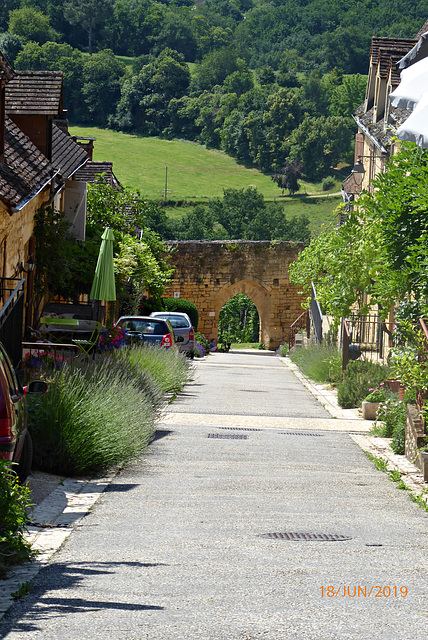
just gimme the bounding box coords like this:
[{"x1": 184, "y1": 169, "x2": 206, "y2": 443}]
[{"x1": 0, "y1": 561, "x2": 166, "y2": 637}]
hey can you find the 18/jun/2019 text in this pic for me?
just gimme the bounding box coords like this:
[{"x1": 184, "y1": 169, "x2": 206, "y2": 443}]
[{"x1": 320, "y1": 586, "x2": 408, "y2": 598}]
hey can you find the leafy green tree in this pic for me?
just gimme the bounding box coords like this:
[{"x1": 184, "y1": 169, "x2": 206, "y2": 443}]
[
  {"x1": 289, "y1": 208, "x2": 389, "y2": 325},
  {"x1": 256, "y1": 65, "x2": 276, "y2": 86},
  {"x1": 170, "y1": 204, "x2": 220, "y2": 240},
  {"x1": 9, "y1": 6, "x2": 59, "y2": 44},
  {"x1": 152, "y1": 8, "x2": 197, "y2": 61},
  {"x1": 289, "y1": 115, "x2": 353, "y2": 180},
  {"x1": 0, "y1": 32, "x2": 23, "y2": 65},
  {"x1": 102, "y1": 0, "x2": 165, "y2": 56},
  {"x1": 218, "y1": 294, "x2": 259, "y2": 344},
  {"x1": 271, "y1": 161, "x2": 302, "y2": 196},
  {"x1": 193, "y1": 48, "x2": 245, "y2": 91},
  {"x1": 64, "y1": 0, "x2": 114, "y2": 54},
  {"x1": 358, "y1": 143, "x2": 428, "y2": 306},
  {"x1": 82, "y1": 49, "x2": 126, "y2": 126},
  {"x1": 114, "y1": 48, "x2": 190, "y2": 134},
  {"x1": 223, "y1": 68, "x2": 253, "y2": 96},
  {"x1": 14, "y1": 41, "x2": 85, "y2": 119},
  {"x1": 207, "y1": 187, "x2": 310, "y2": 241},
  {"x1": 329, "y1": 74, "x2": 367, "y2": 118}
]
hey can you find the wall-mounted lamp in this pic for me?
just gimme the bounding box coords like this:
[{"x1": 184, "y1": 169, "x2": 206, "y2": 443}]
[
  {"x1": 351, "y1": 157, "x2": 366, "y2": 186},
  {"x1": 20, "y1": 256, "x2": 35, "y2": 274}
]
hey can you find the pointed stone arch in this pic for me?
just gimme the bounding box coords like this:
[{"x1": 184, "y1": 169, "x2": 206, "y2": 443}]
[{"x1": 214, "y1": 279, "x2": 270, "y2": 345}]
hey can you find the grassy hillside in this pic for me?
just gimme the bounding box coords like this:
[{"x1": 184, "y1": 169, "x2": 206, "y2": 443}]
[{"x1": 69, "y1": 126, "x2": 341, "y2": 234}]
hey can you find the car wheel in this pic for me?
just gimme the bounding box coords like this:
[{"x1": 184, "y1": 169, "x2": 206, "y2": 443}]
[{"x1": 17, "y1": 431, "x2": 33, "y2": 483}]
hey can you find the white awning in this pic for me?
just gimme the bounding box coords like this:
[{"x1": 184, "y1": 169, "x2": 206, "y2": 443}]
[
  {"x1": 396, "y1": 92, "x2": 428, "y2": 148},
  {"x1": 390, "y1": 55, "x2": 428, "y2": 110}
]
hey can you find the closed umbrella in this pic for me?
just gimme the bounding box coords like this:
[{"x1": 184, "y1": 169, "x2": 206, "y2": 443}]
[
  {"x1": 396, "y1": 91, "x2": 428, "y2": 147},
  {"x1": 389, "y1": 56, "x2": 428, "y2": 110},
  {"x1": 90, "y1": 227, "x2": 116, "y2": 302}
]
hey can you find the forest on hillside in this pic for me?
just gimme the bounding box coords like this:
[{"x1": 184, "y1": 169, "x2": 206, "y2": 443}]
[{"x1": 1, "y1": 1, "x2": 426, "y2": 181}]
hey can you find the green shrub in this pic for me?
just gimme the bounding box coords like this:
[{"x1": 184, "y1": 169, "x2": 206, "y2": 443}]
[
  {"x1": 337, "y1": 360, "x2": 389, "y2": 408},
  {"x1": 162, "y1": 297, "x2": 199, "y2": 330},
  {"x1": 195, "y1": 332, "x2": 210, "y2": 354},
  {"x1": 373, "y1": 393, "x2": 407, "y2": 454},
  {"x1": 116, "y1": 344, "x2": 192, "y2": 395},
  {"x1": 278, "y1": 344, "x2": 289, "y2": 356},
  {"x1": 28, "y1": 354, "x2": 165, "y2": 475},
  {"x1": 289, "y1": 342, "x2": 342, "y2": 384},
  {"x1": 0, "y1": 460, "x2": 34, "y2": 578},
  {"x1": 321, "y1": 176, "x2": 336, "y2": 191}
]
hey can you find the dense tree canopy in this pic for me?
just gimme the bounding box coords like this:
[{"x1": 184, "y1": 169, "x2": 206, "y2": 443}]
[
  {"x1": 289, "y1": 144, "x2": 428, "y2": 323},
  {"x1": 1, "y1": 0, "x2": 425, "y2": 182}
]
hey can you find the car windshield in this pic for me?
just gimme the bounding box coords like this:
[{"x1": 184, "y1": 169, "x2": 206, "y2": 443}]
[
  {"x1": 155, "y1": 315, "x2": 189, "y2": 328},
  {"x1": 118, "y1": 320, "x2": 168, "y2": 335}
]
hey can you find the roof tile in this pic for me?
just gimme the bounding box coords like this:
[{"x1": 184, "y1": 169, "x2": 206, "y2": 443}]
[
  {"x1": 0, "y1": 117, "x2": 54, "y2": 210},
  {"x1": 5, "y1": 71, "x2": 63, "y2": 115},
  {"x1": 52, "y1": 124, "x2": 88, "y2": 181}
]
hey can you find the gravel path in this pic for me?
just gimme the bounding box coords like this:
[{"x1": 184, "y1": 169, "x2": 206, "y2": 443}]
[{"x1": 1, "y1": 352, "x2": 427, "y2": 640}]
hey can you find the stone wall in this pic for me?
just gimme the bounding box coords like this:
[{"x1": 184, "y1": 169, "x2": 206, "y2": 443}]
[
  {"x1": 0, "y1": 191, "x2": 47, "y2": 278},
  {"x1": 162, "y1": 240, "x2": 306, "y2": 349}
]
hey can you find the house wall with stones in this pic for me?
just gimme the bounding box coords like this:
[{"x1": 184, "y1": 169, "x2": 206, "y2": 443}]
[
  {"x1": 162, "y1": 240, "x2": 306, "y2": 349},
  {"x1": 0, "y1": 191, "x2": 47, "y2": 279}
]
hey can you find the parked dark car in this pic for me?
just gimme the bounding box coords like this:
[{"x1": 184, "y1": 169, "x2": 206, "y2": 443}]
[
  {"x1": 150, "y1": 312, "x2": 195, "y2": 358},
  {"x1": 115, "y1": 316, "x2": 176, "y2": 349},
  {"x1": 0, "y1": 342, "x2": 47, "y2": 482}
]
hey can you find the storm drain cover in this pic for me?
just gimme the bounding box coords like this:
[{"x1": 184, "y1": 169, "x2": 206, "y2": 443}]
[
  {"x1": 240, "y1": 389, "x2": 267, "y2": 393},
  {"x1": 218, "y1": 427, "x2": 263, "y2": 432},
  {"x1": 260, "y1": 532, "x2": 352, "y2": 541},
  {"x1": 207, "y1": 433, "x2": 248, "y2": 440},
  {"x1": 279, "y1": 431, "x2": 324, "y2": 437}
]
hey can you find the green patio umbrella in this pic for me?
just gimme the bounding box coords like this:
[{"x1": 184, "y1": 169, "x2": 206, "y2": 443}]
[{"x1": 90, "y1": 227, "x2": 116, "y2": 302}]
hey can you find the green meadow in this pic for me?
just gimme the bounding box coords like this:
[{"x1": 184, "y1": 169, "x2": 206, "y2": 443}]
[{"x1": 70, "y1": 126, "x2": 341, "y2": 234}]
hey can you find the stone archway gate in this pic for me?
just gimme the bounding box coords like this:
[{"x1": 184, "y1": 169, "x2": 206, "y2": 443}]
[{"x1": 162, "y1": 240, "x2": 306, "y2": 349}]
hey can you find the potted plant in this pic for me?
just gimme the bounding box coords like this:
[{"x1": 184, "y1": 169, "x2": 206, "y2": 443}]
[{"x1": 362, "y1": 384, "x2": 387, "y2": 420}]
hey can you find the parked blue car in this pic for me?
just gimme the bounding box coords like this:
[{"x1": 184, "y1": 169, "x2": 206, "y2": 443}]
[{"x1": 114, "y1": 316, "x2": 176, "y2": 349}]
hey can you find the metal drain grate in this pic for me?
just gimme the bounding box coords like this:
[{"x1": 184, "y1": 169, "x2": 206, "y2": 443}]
[
  {"x1": 207, "y1": 433, "x2": 248, "y2": 440},
  {"x1": 279, "y1": 431, "x2": 324, "y2": 437},
  {"x1": 260, "y1": 532, "x2": 352, "y2": 541},
  {"x1": 240, "y1": 389, "x2": 267, "y2": 393},
  {"x1": 218, "y1": 427, "x2": 263, "y2": 432}
]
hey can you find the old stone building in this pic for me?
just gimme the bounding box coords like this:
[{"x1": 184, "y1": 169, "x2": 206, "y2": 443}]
[
  {"x1": 343, "y1": 20, "x2": 428, "y2": 200},
  {"x1": 162, "y1": 240, "x2": 306, "y2": 349},
  {"x1": 0, "y1": 54, "x2": 89, "y2": 361}
]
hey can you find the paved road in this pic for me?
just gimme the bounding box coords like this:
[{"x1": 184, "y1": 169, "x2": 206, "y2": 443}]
[{"x1": 1, "y1": 352, "x2": 428, "y2": 639}]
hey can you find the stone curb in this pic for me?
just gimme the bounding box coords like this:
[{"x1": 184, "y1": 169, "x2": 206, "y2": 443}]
[{"x1": 0, "y1": 474, "x2": 114, "y2": 619}]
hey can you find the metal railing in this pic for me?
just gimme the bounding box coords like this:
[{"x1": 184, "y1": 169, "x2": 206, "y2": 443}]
[
  {"x1": 310, "y1": 282, "x2": 323, "y2": 344},
  {"x1": 289, "y1": 310, "x2": 309, "y2": 349},
  {"x1": 0, "y1": 277, "x2": 25, "y2": 367},
  {"x1": 341, "y1": 314, "x2": 394, "y2": 371}
]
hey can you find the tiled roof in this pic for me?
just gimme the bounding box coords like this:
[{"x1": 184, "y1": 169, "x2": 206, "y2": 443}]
[
  {"x1": 0, "y1": 117, "x2": 54, "y2": 211},
  {"x1": 0, "y1": 50, "x2": 14, "y2": 81},
  {"x1": 52, "y1": 124, "x2": 88, "y2": 181},
  {"x1": 354, "y1": 104, "x2": 411, "y2": 149},
  {"x1": 5, "y1": 71, "x2": 63, "y2": 115},
  {"x1": 74, "y1": 161, "x2": 121, "y2": 189},
  {"x1": 371, "y1": 37, "x2": 416, "y2": 78}
]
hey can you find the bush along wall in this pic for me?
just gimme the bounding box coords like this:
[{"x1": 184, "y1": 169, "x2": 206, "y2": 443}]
[
  {"x1": 28, "y1": 346, "x2": 192, "y2": 476},
  {"x1": 162, "y1": 297, "x2": 199, "y2": 330},
  {"x1": 337, "y1": 360, "x2": 390, "y2": 409}
]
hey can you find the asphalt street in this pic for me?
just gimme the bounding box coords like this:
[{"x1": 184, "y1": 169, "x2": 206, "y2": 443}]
[{"x1": 1, "y1": 351, "x2": 428, "y2": 640}]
